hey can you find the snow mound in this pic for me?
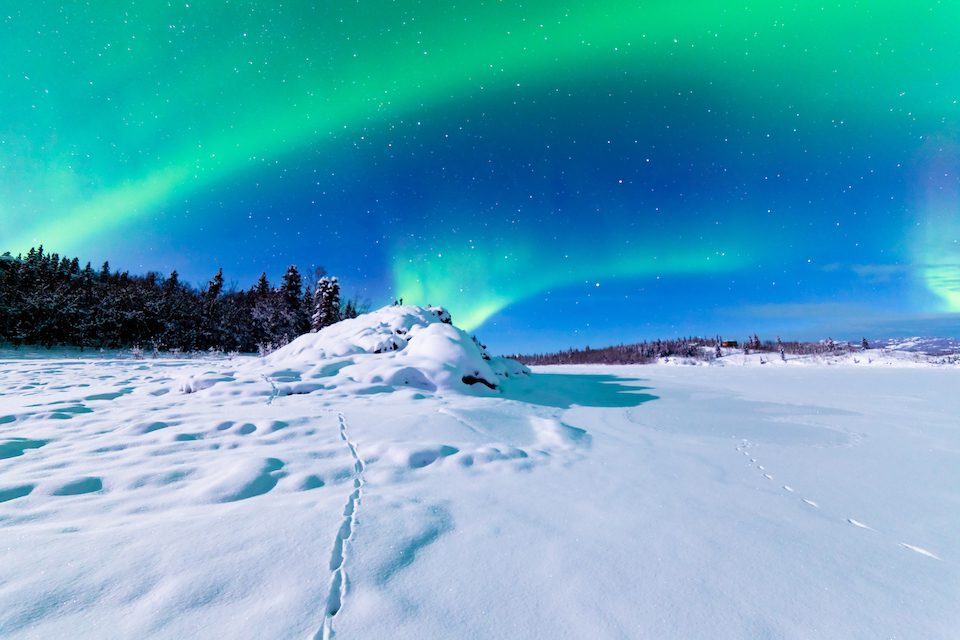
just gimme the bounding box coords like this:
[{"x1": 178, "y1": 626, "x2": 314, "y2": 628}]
[{"x1": 182, "y1": 305, "x2": 528, "y2": 397}]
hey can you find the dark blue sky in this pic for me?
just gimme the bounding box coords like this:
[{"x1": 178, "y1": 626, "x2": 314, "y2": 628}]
[{"x1": 3, "y1": 2, "x2": 959, "y2": 352}]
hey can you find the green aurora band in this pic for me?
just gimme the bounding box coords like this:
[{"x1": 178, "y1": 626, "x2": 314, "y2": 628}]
[
  {"x1": 3, "y1": 2, "x2": 960, "y2": 325},
  {"x1": 916, "y1": 140, "x2": 960, "y2": 313}
]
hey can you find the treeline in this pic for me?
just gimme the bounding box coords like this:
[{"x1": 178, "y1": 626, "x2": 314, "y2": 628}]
[
  {"x1": 512, "y1": 335, "x2": 864, "y2": 366},
  {"x1": 513, "y1": 337, "x2": 716, "y2": 365},
  {"x1": 0, "y1": 246, "x2": 364, "y2": 353}
]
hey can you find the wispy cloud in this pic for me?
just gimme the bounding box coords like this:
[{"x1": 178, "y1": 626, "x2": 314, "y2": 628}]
[
  {"x1": 849, "y1": 263, "x2": 911, "y2": 283},
  {"x1": 728, "y1": 301, "x2": 870, "y2": 320},
  {"x1": 819, "y1": 262, "x2": 911, "y2": 283}
]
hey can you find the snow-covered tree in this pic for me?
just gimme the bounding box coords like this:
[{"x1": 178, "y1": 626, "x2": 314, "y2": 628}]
[
  {"x1": 280, "y1": 265, "x2": 302, "y2": 308},
  {"x1": 311, "y1": 276, "x2": 341, "y2": 331},
  {"x1": 0, "y1": 247, "x2": 364, "y2": 353}
]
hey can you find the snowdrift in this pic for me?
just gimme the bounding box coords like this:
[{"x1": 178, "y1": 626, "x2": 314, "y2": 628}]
[{"x1": 181, "y1": 305, "x2": 528, "y2": 396}]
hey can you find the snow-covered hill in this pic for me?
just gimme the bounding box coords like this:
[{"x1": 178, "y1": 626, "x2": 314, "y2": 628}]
[
  {"x1": 693, "y1": 348, "x2": 960, "y2": 368},
  {"x1": 870, "y1": 336, "x2": 960, "y2": 356},
  {"x1": 653, "y1": 337, "x2": 960, "y2": 368},
  {"x1": 180, "y1": 305, "x2": 529, "y2": 396}
]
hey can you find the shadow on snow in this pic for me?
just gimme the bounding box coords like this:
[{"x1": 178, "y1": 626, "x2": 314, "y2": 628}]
[{"x1": 500, "y1": 373, "x2": 658, "y2": 409}]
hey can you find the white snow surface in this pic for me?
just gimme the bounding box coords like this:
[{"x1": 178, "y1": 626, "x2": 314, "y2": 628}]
[{"x1": 1, "y1": 335, "x2": 959, "y2": 638}]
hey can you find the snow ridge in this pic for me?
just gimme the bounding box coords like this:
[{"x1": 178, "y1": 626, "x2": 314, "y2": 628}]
[{"x1": 317, "y1": 413, "x2": 366, "y2": 640}]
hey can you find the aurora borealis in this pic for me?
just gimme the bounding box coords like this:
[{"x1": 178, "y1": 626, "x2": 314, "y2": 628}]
[{"x1": 3, "y1": 2, "x2": 959, "y2": 349}]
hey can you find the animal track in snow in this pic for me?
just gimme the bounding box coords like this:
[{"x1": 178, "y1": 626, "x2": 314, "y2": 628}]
[
  {"x1": 263, "y1": 375, "x2": 280, "y2": 405},
  {"x1": 316, "y1": 413, "x2": 366, "y2": 640},
  {"x1": 737, "y1": 441, "x2": 941, "y2": 560},
  {"x1": 847, "y1": 518, "x2": 874, "y2": 531},
  {"x1": 899, "y1": 543, "x2": 941, "y2": 560},
  {"x1": 739, "y1": 441, "x2": 825, "y2": 513}
]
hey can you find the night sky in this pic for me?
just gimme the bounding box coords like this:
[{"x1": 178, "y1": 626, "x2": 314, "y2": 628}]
[{"x1": 3, "y1": 2, "x2": 959, "y2": 352}]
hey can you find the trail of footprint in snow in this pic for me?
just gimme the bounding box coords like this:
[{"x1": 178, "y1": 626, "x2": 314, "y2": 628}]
[
  {"x1": 847, "y1": 518, "x2": 874, "y2": 531},
  {"x1": 317, "y1": 413, "x2": 365, "y2": 640},
  {"x1": 899, "y1": 543, "x2": 941, "y2": 560},
  {"x1": 739, "y1": 441, "x2": 942, "y2": 561}
]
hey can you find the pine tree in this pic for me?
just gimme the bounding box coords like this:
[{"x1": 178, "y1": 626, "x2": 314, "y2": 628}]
[
  {"x1": 207, "y1": 268, "x2": 224, "y2": 299},
  {"x1": 342, "y1": 298, "x2": 357, "y2": 319},
  {"x1": 280, "y1": 265, "x2": 302, "y2": 308},
  {"x1": 311, "y1": 276, "x2": 341, "y2": 331},
  {"x1": 254, "y1": 272, "x2": 270, "y2": 296},
  {"x1": 301, "y1": 286, "x2": 314, "y2": 335},
  {"x1": 200, "y1": 268, "x2": 225, "y2": 348},
  {"x1": 279, "y1": 265, "x2": 308, "y2": 338},
  {"x1": 250, "y1": 273, "x2": 278, "y2": 351},
  {"x1": 0, "y1": 249, "x2": 360, "y2": 354}
]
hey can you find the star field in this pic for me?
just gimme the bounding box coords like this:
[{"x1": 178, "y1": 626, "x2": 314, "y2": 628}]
[{"x1": 2, "y1": 2, "x2": 959, "y2": 349}]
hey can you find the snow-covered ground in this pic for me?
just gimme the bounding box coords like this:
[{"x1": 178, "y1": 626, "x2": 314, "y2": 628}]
[
  {"x1": 1, "y1": 309, "x2": 958, "y2": 638},
  {"x1": 676, "y1": 345, "x2": 960, "y2": 368}
]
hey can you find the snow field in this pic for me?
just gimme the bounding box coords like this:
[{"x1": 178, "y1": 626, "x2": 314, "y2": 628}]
[{"x1": 1, "y1": 312, "x2": 958, "y2": 638}]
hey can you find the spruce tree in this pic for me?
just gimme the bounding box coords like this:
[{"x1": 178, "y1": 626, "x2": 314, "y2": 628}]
[
  {"x1": 280, "y1": 265, "x2": 308, "y2": 338},
  {"x1": 280, "y1": 265, "x2": 302, "y2": 308},
  {"x1": 250, "y1": 273, "x2": 276, "y2": 351},
  {"x1": 201, "y1": 268, "x2": 225, "y2": 348},
  {"x1": 207, "y1": 268, "x2": 224, "y2": 299},
  {"x1": 311, "y1": 276, "x2": 341, "y2": 331}
]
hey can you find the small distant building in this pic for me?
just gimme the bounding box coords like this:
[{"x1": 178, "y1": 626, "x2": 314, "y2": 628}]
[{"x1": 721, "y1": 340, "x2": 739, "y2": 348}]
